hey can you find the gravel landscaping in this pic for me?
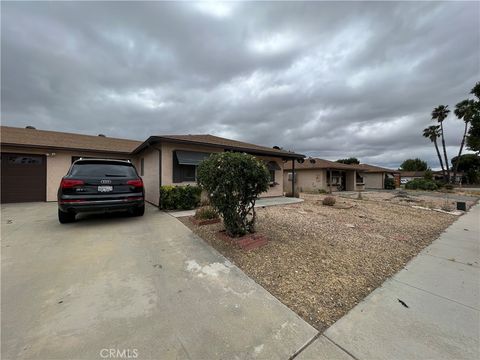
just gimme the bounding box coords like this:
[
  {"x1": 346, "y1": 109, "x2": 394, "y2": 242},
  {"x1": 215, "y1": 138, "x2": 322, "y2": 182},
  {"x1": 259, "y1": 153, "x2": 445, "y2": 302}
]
[
  {"x1": 180, "y1": 193, "x2": 463, "y2": 331},
  {"x1": 335, "y1": 190, "x2": 477, "y2": 212}
]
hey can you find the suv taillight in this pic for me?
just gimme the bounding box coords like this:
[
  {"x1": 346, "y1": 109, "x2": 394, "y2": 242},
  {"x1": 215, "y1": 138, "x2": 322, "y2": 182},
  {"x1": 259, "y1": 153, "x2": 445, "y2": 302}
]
[
  {"x1": 61, "y1": 179, "x2": 84, "y2": 188},
  {"x1": 127, "y1": 179, "x2": 143, "y2": 188}
]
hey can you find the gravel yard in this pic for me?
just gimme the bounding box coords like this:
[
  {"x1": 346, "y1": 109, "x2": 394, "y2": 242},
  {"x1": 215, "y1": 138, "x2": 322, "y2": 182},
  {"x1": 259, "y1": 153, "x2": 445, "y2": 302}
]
[
  {"x1": 335, "y1": 190, "x2": 477, "y2": 211},
  {"x1": 180, "y1": 193, "x2": 462, "y2": 331}
]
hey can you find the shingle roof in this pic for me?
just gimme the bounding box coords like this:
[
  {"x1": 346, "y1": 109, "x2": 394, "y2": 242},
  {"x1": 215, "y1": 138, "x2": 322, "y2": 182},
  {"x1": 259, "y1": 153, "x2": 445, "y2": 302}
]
[
  {"x1": 284, "y1": 158, "x2": 354, "y2": 170},
  {"x1": 284, "y1": 158, "x2": 397, "y2": 173},
  {"x1": 352, "y1": 163, "x2": 399, "y2": 173},
  {"x1": 398, "y1": 171, "x2": 426, "y2": 177},
  {"x1": 135, "y1": 134, "x2": 305, "y2": 159},
  {"x1": 0, "y1": 126, "x2": 142, "y2": 154}
]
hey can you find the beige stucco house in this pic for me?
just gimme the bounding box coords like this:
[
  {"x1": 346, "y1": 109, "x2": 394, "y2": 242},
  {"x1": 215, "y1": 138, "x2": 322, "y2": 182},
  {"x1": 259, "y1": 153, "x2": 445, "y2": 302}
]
[
  {"x1": 283, "y1": 158, "x2": 396, "y2": 193},
  {"x1": 0, "y1": 126, "x2": 304, "y2": 205}
]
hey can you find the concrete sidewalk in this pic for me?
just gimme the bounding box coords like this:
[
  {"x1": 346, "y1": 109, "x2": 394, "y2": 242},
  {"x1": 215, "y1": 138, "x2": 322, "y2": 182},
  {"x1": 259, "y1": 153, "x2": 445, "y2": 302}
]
[
  {"x1": 297, "y1": 204, "x2": 480, "y2": 360},
  {"x1": 169, "y1": 196, "x2": 303, "y2": 218}
]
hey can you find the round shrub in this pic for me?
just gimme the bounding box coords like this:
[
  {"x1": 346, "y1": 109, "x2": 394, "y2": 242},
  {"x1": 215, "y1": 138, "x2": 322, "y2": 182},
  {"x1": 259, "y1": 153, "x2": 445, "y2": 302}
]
[
  {"x1": 197, "y1": 152, "x2": 269, "y2": 237},
  {"x1": 384, "y1": 177, "x2": 396, "y2": 190},
  {"x1": 444, "y1": 183, "x2": 454, "y2": 191},
  {"x1": 194, "y1": 206, "x2": 218, "y2": 220},
  {"x1": 159, "y1": 185, "x2": 202, "y2": 210},
  {"x1": 322, "y1": 196, "x2": 336, "y2": 206},
  {"x1": 405, "y1": 178, "x2": 438, "y2": 191}
]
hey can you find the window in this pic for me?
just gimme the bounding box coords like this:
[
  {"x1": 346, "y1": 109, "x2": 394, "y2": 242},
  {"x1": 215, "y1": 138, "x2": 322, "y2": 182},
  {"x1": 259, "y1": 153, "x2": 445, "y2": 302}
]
[
  {"x1": 356, "y1": 172, "x2": 364, "y2": 184},
  {"x1": 140, "y1": 158, "x2": 144, "y2": 176},
  {"x1": 269, "y1": 169, "x2": 275, "y2": 183},
  {"x1": 70, "y1": 163, "x2": 137, "y2": 177},
  {"x1": 7, "y1": 155, "x2": 43, "y2": 165},
  {"x1": 172, "y1": 151, "x2": 208, "y2": 182}
]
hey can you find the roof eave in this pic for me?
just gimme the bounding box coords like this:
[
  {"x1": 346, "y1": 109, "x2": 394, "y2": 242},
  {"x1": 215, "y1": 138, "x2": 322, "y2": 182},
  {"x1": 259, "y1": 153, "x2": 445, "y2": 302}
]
[{"x1": 132, "y1": 136, "x2": 305, "y2": 159}]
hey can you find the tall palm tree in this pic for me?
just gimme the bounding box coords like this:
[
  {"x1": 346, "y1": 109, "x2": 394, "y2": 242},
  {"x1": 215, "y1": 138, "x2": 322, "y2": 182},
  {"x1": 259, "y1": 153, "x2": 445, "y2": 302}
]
[
  {"x1": 452, "y1": 99, "x2": 475, "y2": 182},
  {"x1": 431, "y1": 105, "x2": 450, "y2": 182},
  {"x1": 423, "y1": 125, "x2": 445, "y2": 178}
]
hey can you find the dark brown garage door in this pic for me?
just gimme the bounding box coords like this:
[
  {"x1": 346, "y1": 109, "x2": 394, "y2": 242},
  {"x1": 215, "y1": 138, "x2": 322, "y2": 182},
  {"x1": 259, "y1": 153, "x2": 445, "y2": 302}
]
[{"x1": 1, "y1": 153, "x2": 47, "y2": 203}]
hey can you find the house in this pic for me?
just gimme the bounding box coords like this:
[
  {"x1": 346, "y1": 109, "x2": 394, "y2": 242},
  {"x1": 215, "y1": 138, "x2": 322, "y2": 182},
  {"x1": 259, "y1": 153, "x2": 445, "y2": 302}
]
[
  {"x1": 0, "y1": 126, "x2": 304, "y2": 204},
  {"x1": 396, "y1": 170, "x2": 465, "y2": 185},
  {"x1": 396, "y1": 171, "x2": 426, "y2": 185},
  {"x1": 283, "y1": 158, "x2": 397, "y2": 193}
]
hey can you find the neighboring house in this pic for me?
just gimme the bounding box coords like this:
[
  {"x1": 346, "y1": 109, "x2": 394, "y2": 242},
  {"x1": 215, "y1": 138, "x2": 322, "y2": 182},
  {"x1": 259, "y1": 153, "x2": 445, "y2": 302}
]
[
  {"x1": 353, "y1": 163, "x2": 399, "y2": 189},
  {"x1": 283, "y1": 158, "x2": 397, "y2": 193},
  {"x1": 397, "y1": 171, "x2": 426, "y2": 185},
  {"x1": 0, "y1": 126, "x2": 304, "y2": 204},
  {"x1": 397, "y1": 170, "x2": 465, "y2": 185}
]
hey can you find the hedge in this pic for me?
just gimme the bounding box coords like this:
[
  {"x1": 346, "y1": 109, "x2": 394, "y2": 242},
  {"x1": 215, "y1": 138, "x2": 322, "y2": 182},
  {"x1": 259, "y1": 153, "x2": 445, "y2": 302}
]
[
  {"x1": 405, "y1": 178, "x2": 438, "y2": 191},
  {"x1": 159, "y1": 185, "x2": 202, "y2": 210}
]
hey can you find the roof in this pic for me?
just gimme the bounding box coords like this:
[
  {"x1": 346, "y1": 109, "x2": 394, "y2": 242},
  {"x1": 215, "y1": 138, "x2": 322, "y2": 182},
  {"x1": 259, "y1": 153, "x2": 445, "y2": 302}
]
[
  {"x1": 284, "y1": 158, "x2": 397, "y2": 173},
  {"x1": 1, "y1": 126, "x2": 142, "y2": 154},
  {"x1": 398, "y1": 171, "x2": 426, "y2": 177},
  {"x1": 284, "y1": 158, "x2": 355, "y2": 170},
  {"x1": 134, "y1": 134, "x2": 305, "y2": 159},
  {"x1": 352, "y1": 163, "x2": 399, "y2": 173}
]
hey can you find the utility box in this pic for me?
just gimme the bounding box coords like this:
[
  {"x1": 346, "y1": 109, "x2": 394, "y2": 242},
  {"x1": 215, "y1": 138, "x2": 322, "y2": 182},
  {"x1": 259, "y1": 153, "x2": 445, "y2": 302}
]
[{"x1": 457, "y1": 201, "x2": 467, "y2": 211}]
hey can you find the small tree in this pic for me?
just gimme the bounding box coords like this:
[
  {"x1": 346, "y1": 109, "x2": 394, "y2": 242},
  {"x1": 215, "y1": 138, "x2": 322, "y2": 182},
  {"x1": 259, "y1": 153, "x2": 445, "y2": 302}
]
[
  {"x1": 336, "y1": 157, "x2": 360, "y2": 164},
  {"x1": 197, "y1": 152, "x2": 269, "y2": 237},
  {"x1": 399, "y1": 158, "x2": 428, "y2": 171}
]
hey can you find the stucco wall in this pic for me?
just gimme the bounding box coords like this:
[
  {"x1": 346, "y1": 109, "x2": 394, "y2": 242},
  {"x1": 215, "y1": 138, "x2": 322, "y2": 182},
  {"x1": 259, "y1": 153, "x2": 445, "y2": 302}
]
[
  {"x1": 160, "y1": 142, "x2": 284, "y2": 197},
  {"x1": 1, "y1": 146, "x2": 132, "y2": 201},
  {"x1": 135, "y1": 147, "x2": 160, "y2": 206},
  {"x1": 345, "y1": 170, "x2": 356, "y2": 191},
  {"x1": 283, "y1": 169, "x2": 327, "y2": 193},
  {"x1": 362, "y1": 172, "x2": 384, "y2": 189}
]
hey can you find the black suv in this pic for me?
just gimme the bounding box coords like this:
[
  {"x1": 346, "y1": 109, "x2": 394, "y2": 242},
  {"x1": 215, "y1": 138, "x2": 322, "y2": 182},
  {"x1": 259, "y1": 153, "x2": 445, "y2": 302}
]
[{"x1": 57, "y1": 159, "x2": 145, "y2": 223}]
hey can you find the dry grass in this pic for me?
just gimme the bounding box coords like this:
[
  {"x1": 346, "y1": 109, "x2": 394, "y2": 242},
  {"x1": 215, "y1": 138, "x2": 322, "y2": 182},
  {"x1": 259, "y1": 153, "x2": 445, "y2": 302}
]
[{"x1": 180, "y1": 194, "x2": 458, "y2": 331}]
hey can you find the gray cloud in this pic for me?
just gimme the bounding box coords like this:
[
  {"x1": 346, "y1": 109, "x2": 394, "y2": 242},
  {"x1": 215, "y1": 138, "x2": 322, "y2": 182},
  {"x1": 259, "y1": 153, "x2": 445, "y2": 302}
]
[{"x1": 1, "y1": 1, "x2": 479, "y2": 169}]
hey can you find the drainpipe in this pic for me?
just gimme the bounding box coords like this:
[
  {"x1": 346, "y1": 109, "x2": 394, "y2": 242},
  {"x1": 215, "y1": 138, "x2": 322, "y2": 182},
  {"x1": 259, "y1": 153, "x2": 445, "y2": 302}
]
[{"x1": 153, "y1": 145, "x2": 162, "y2": 208}]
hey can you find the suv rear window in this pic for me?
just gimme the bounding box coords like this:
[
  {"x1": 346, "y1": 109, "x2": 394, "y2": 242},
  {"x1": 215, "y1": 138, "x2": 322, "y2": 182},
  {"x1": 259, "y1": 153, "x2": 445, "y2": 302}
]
[{"x1": 70, "y1": 162, "x2": 137, "y2": 177}]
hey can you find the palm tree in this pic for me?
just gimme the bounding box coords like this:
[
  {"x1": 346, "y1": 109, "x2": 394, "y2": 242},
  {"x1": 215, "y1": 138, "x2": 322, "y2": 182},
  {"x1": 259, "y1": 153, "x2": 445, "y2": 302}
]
[
  {"x1": 431, "y1": 105, "x2": 450, "y2": 182},
  {"x1": 423, "y1": 125, "x2": 445, "y2": 178},
  {"x1": 452, "y1": 99, "x2": 475, "y2": 182}
]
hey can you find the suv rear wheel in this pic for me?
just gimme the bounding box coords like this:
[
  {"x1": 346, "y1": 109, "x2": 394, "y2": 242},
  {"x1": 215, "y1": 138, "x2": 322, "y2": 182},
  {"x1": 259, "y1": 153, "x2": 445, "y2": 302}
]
[
  {"x1": 131, "y1": 204, "x2": 145, "y2": 217},
  {"x1": 58, "y1": 209, "x2": 76, "y2": 223}
]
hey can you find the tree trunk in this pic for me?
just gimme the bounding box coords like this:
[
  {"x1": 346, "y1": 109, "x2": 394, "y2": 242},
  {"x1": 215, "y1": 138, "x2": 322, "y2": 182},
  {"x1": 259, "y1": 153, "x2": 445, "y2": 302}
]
[
  {"x1": 452, "y1": 122, "x2": 469, "y2": 184},
  {"x1": 440, "y1": 122, "x2": 450, "y2": 182},
  {"x1": 433, "y1": 139, "x2": 445, "y2": 179}
]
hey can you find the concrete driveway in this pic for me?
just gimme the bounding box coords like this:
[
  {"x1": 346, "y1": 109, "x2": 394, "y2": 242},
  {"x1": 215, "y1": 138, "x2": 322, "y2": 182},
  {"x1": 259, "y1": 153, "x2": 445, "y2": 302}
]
[{"x1": 1, "y1": 203, "x2": 316, "y2": 360}]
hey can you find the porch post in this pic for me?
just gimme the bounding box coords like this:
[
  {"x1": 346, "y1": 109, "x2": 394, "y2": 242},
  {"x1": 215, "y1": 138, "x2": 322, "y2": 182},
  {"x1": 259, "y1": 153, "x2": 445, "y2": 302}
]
[
  {"x1": 329, "y1": 168, "x2": 333, "y2": 194},
  {"x1": 291, "y1": 159, "x2": 295, "y2": 197}
]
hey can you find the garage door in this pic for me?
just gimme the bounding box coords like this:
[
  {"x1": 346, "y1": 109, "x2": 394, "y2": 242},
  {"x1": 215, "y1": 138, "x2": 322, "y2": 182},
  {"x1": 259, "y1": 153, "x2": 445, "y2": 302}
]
[{"x1": 1, "y1": 153, "x2": 47, "y2": 203}]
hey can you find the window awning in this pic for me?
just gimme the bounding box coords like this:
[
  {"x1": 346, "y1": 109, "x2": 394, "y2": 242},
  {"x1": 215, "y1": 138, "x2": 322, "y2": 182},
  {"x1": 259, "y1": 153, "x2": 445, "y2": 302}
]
[
  {"x1": 266, "y1": 161, "x2": 281, "y2": 171},
  {"x1": 175, "y1": 151, "x2": 211, "y2": 165}
]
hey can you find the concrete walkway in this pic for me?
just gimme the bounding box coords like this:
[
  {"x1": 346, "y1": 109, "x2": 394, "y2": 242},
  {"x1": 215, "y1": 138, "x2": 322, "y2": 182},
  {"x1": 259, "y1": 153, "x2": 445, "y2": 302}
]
[
  {"x1": 297, "y1": 204, "x2": 480, "y2": 359},
  {"x1": 1, "y1": 203, "x2": 315, "y2": 360},
  {"x1": 169, "y1": 196, "x2": 303, "y2": 218}
]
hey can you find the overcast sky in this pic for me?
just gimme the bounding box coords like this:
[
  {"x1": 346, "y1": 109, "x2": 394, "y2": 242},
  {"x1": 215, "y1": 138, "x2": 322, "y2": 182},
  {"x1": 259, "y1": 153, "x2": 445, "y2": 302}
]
[{"x1": 1, "y1": 1, "x2": 479, "y2": 168}]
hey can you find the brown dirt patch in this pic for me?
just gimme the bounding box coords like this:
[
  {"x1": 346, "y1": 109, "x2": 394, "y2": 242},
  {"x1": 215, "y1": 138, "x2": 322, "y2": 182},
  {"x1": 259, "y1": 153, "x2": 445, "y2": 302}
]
[{"x1": 179, "y1": 195, "x2": 457, "y2": 331}]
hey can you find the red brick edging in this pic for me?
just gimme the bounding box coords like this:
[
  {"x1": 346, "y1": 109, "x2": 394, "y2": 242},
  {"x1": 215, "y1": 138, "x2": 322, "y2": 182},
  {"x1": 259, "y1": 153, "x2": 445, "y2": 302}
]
[{"x1": 218, "y1": 231, "x2": 269, "y2": 251}]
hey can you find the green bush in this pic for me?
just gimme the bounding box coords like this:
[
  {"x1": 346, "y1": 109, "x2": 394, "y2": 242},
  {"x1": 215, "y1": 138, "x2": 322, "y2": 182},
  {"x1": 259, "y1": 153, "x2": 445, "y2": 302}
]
[
  {"x1": 194, "y1": 206, "x2": 218, "y2": 220},
  {"x1": 444, "y1": 183, "x2": 454, "y2": 190},
  {"x1": 318, "y1": 189, "x2": 328, "y2": 194},
  {"x1": 197, "y1": 152, "x2": 269, "y2": 237},
  {"x1": 159, "y1": 185, "x2": 202, "y2": 210},
  {"x1": 322, "y1": 196, "x2": 336, "y2": 206},
  {"x1": 384, "y1": 177, "x2": 396, "y2": 190},
  {"x1": 424, "y1": 169, "x2": 433, "y2": 181},
  {"x1": 405, "y1": 178, "x2": 438, "y2": 191}
]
